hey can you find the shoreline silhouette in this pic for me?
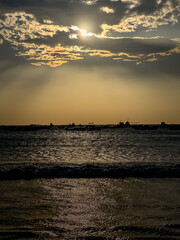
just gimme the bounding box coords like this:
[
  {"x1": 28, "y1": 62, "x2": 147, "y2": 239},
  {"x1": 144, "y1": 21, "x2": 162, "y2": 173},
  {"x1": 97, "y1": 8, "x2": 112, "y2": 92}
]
[{"x1": 0, "y1": 122, "x2": 180, "y2": 131}]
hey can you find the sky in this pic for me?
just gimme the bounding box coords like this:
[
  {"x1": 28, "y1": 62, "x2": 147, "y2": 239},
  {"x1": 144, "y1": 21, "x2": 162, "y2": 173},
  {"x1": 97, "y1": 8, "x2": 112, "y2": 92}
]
[{"x1": 0, "y1": 0, "x2": 180, "y2": 125}]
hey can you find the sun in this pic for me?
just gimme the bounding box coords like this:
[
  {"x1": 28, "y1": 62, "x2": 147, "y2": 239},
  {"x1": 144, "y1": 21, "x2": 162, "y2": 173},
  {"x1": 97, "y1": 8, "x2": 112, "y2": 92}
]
[
  {"x1": 71, "y1": 25, "x2": 93, "y2": 37},
  {"x1": 80, "y1": 29, "x2": 88, "y2": 36},
  {"x1": 79, "y1": 29, "x2": 93, "y2": 37}
]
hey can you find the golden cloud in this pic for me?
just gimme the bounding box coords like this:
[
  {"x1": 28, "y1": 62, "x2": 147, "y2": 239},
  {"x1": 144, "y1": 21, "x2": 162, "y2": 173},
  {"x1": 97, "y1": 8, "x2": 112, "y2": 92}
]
[
  {"x1": 82, "y1": 0, "x2": 97, "y2": 5},
  {"x1": 0, "y1": 10, "x2": 180, "y2": 67},
  {"x1": 87, "y1": 41, "x2": 180, "y2": 65},
  {"x1": 0, "y1": 12, "x2": 69, "y2": 44},
  {"x1": 100, "y1": 7, "x2": 115, "y2": 14},
  {"x1": 15, "y1": 42, "x2": 84, "y2": 67},
  {"x1": 121, "y1": 0, "x2": 140, "y2": 9},
  {"x1": 101, "y1": 0, "x2": 180, "y2": 36}
]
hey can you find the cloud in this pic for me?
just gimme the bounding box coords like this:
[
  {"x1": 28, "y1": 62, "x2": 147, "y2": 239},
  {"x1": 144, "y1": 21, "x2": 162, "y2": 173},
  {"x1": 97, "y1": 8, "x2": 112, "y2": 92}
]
[
  {"x1": 14, "y1": 37, "x2": 180, "y2": 67},
  {"x1": 0, "y1": 0, "x2": 180, "y2": 68},
  {"x1": 121, "y1": 0, "x2": 140, "y2": 9},
  {"x1": 100, "y1": 6, "x2": 115, "y2": 13},
  {"x1": 1, "y1": 0, "x2": 179, "y2": 37},
  {"x1": 101, "y1": 0, "x2": 180, "y2": 36},
  {"x1": 86, "y1": 39, "x2": 180, "y2": 64},
  {"x1": 15, "y1": 42, "x2": 85, "y2": 67},
  {"x1": 0, "y1": 12, "x2": 69, "y2": 44},
  {"x1": 82, "y1": 0, "x2": 97, "y2": 5}
]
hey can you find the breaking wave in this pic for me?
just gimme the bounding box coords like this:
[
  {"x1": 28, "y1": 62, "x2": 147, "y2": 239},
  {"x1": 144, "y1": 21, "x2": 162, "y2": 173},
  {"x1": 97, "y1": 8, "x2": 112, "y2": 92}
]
[{"x1": 0, "y1": 163, "x2": 179, "y2": 180}]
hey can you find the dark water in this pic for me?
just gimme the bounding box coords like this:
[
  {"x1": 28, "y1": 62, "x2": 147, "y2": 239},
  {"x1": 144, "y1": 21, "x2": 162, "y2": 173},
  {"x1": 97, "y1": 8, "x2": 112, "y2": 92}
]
[
  {"x1": 0, "y1": 128, "x2": 180, "y2": 239},
  {"x1": 0, "y1": 128, "x2": 180, "y2": 165},
  {"x1": 0, "y1": 178, "x2": 180, "y2": 240}
]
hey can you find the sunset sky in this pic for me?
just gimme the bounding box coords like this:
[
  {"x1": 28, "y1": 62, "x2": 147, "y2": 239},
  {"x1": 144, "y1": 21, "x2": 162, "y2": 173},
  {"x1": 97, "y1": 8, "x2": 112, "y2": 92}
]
[{"x1": 0, "y1": 0, "x2": 180, "y2": 125}]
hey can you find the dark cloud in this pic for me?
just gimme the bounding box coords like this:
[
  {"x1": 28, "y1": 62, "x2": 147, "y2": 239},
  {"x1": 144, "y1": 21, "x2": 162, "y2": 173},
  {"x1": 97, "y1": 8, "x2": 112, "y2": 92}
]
[
  {"x1": 77, "y1": 37, "x2": 176, "y2": 54},
  {"x1": 0, "y1": 0, "x2": 179, "y2": 35},
  {"x1": 0, "y1": 1, "x2": 122, "y2": 37},
  {"x1": 133, "y1": 0, "x2": 159, "y2": 15},
  {"x1": 0, "y1": 0, "x2": 179, "y2": 70},
  {"x1": 68, "y1": 50, "x2": 180, "y2": 79},
  {"x1": 24, "y1": 31, "x2": 71, "y2": 46}
]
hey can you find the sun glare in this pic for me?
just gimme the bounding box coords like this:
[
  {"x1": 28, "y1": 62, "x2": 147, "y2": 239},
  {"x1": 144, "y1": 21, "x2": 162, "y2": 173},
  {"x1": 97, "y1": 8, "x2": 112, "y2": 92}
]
[
  {"x1": 79, "y1": 29, "x2": 93, "y2": 37},
  {"x1": 80, "y1": 29, "x2": 87, "y2": 36},
  {"x1": 71, "y1": 25, "x2": 93, "y2": 37}
]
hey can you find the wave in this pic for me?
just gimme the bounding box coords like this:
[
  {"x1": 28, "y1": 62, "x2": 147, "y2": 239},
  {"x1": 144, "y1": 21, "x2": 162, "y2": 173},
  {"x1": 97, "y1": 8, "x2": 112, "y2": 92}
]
[{"x1": 0, "y1": 163, "x2": 179, "y2": 180}]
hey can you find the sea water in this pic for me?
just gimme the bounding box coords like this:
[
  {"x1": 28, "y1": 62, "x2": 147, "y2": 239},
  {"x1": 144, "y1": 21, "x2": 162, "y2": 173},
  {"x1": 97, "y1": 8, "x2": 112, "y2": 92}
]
[{"x1": 0, "y1": 128, "x2": 180, "y2": 239}]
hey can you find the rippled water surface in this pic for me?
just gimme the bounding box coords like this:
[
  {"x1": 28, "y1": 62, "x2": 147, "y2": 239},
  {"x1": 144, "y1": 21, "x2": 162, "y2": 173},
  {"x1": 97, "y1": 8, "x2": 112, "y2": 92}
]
[
  {"x1": 0, "y1": 178, "x2": 180, "y2": 239},
  {"x1": 0, "y1": 128, "x2": 180, "y2": 164},
  {"x1": 0, "y1": 128, "x2": 180, "y2": 239}
]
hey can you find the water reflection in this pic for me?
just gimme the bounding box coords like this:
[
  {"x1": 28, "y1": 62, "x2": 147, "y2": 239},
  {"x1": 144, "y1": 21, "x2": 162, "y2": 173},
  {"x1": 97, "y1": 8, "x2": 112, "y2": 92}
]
[
  {"x1": 0, "y1": 129, "x2": 180, "y2": 164},
  {"x1": 0, "y1": 178, "x2": 179, "y2": 239}
]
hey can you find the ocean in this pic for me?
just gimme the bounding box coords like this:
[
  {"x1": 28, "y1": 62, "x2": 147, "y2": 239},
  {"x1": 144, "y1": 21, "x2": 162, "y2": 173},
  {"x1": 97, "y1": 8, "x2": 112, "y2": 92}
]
[{"x1": 0, "y1": 127, "x2": 180, "y2": 239}]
